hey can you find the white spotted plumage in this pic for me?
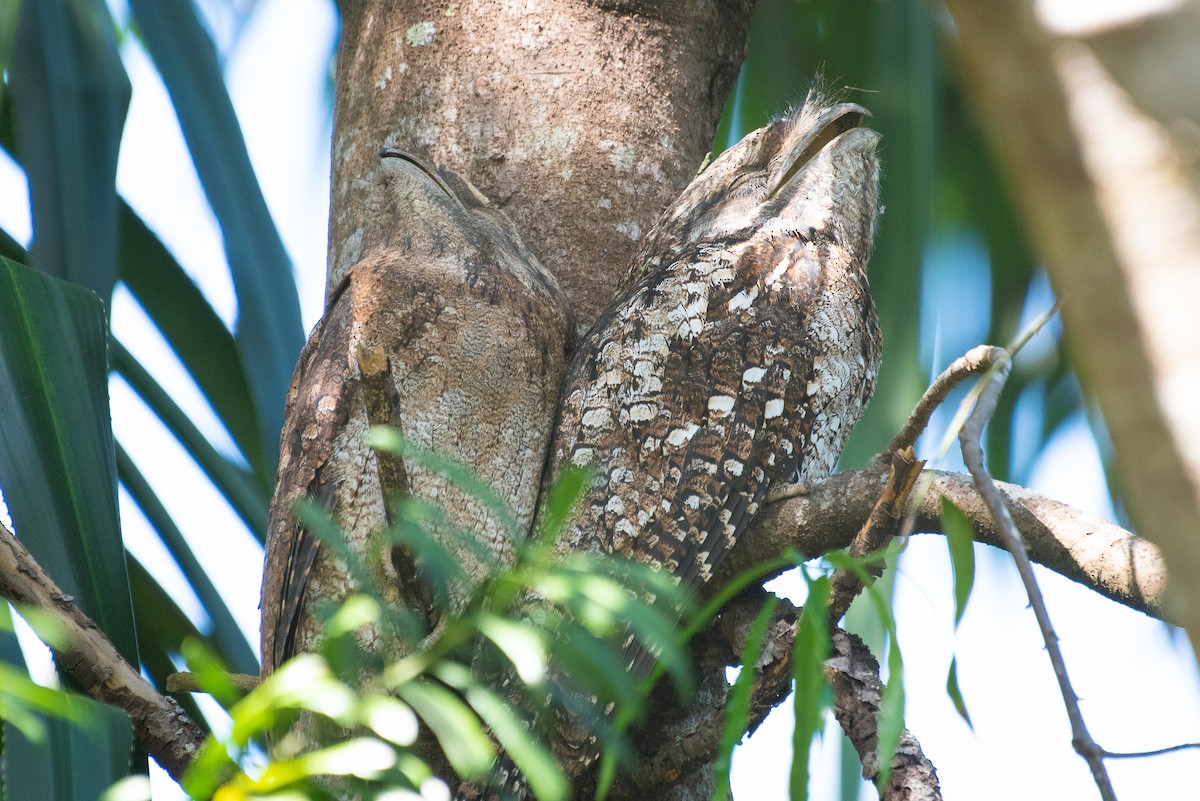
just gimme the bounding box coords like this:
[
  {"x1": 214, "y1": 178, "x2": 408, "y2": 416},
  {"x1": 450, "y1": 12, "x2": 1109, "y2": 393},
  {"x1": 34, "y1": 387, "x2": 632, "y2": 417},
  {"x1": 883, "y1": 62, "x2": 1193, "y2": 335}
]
[{"x1": 547, "y1": 88, "x2": 883, "y2": 671}]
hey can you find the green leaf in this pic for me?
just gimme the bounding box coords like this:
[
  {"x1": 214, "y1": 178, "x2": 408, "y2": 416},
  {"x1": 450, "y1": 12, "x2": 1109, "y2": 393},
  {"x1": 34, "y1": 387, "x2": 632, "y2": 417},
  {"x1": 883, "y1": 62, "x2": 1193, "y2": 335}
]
[
  {"x1": 0, "y1": 608, "x2": 95, "y2": 743},
  {"x1": 476, "y1": 613, "x2": 550, "y2": 686},
  {"x1": 0, "y1": 256, "x2": 138, "y2": 665},
  {"x1": 124, "y1": 557, "x2": 210, "y2": 729},
  {"x1": 360, "y1": 695, "x2": 419, "y2": 747},
  {"x1": 714, "y1": 594, "x2": 780, "y2": 801},
  {"x1": 98, "y1": 776, "x2": 152, "y2": 801},
  {"x1": 535, "y1": 465, "x2": 590, "y2": 544},
  {"x1": 111, "y1": 338, "x2": 269, "y2": 539},
  {"x1": 0, "y1": 0, "x2": 18, "y2": 97},
  {"x1": 230, "y1": 654, "x2": 357, "y2": 746},
  {"x1": 0, "y1": 225, "x2": 24, "y2": 263},
  {"x1": 940, "y1": 498, "x2": 976, "y2": 627},
  {"x1": 877, "y1": 632, "x2": 906, "y2": 792},
  {"x1": 116, "y1": 444, "x2": 258, "y2": 674},
  {"x1": 128, "y1": 0, "x2": 304, "y2": 468},
  {"x1": 292, "y1": 737, "x2": 396, "y2": 779},
  {"x1": 395, "y1": 679, "x2": 495, "y2": 780},
  {"x1": 369, "y1": 426, "x2": 524, "y2": 542},
  {"x1": 292, "y1": 500, "x2": 375, "y2": 597},
  {"x1": 0, "y1": 136, "x2": 271, "y2": 489},
  {"x1": 116, "y1": 204, "x2": 269, "y2": 483},
  {"x1": 555, "y1": 627, "x2": 641, "y2": 710},
  {"x1": 7, "y1": 0, "x2": 130, "y2": 301},
  {"x1": 791, "y1": 576, "x2": 832, "y2": 801},
  {"x1": 827, "y1": 551, "x2": 906, "y2": 792},
  {"x1": 438, "y1": 662, "x2": 569, "y2": 801},
  {"x1": 3, "y1": 693, "x2": 133, "y2": 801},
  {"x1": 945, "y1": 656, "x2": 973, "y2": 729}
]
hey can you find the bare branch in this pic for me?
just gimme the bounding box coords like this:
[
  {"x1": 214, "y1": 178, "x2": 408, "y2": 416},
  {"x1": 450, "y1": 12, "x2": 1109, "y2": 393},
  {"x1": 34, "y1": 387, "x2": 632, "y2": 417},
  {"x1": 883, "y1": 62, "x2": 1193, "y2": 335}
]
[
  {"x1": 958, "y1": 355, "x2": 1116, "y2": 800},
  {"x1": 166, "y1": 671, "x2": 260, "y2": 694},
  {"x1": 1102, "y1": 743, "x2": 1200, "y2": 760},
  {"x1": 633, "y1": 595, "x2": 943, "y2": 801},
  {"x1": 719, "y1": 469, "x2": 1168, "y2": 623},
  {"x1": 887, "y1": 345, "x2": 1005, "y2": 455},
  {"x1": 942, "y1": 0, "x2": 1200, "y2": 650},
  {"x1": 826, "y1": 629, "x2": 942, "y2": 800},
  {"x1": 0, "y1": 521, "x2": 204, "y2": 782},
  {"x1": 827, "y1": 447, "x2": 925, "y2": 623}
]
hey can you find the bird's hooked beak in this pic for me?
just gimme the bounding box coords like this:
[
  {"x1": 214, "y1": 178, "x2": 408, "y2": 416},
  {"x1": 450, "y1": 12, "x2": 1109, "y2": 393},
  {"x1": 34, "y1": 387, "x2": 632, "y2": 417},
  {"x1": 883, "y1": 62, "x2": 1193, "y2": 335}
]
[
  {"x1": 379, "y1": 147, "x2": 466, "y2": 209},
  {"x1": 766, "y1": 103, "x2": 871, "y2": 200}
]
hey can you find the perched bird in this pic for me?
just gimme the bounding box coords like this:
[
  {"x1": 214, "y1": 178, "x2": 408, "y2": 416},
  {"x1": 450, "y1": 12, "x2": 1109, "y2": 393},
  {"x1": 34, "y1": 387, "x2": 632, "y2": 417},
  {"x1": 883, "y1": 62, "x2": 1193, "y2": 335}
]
[
  {"x1": 260, "y1": 149, "x2": 573, "y2": 677},
  {"x1": 544, "y1": 88, "x2": 884, "y2": 778}
]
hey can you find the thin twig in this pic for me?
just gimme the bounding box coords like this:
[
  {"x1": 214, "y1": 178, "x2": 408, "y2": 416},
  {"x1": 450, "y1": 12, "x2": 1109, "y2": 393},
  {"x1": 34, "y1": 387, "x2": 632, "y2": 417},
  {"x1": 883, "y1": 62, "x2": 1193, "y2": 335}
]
[
  {"x1": 1101, "y1": 743, "x2": 1200, "y2": 759},
  {"x1": 958, "y1": 355, "x2": 1118, "y2": 801},
  {"x1": 0, "y1": 521, "x2": 205, "y2": 781},
  {"x1": 887, "y1": 345, "x2": 1006, "y2": 455},
  {"x1": 888, "y1": 303, "x2": 1059, "y2": 459},
  {"x1": 827, "y1": 447, "x2": 925, "y2": 623},
  {"x1": 634, "y1": 597, "x2": 942, "y2": 801},
  {"x1": 166, "y1": 671, "x2": 261, "y2": 694}
]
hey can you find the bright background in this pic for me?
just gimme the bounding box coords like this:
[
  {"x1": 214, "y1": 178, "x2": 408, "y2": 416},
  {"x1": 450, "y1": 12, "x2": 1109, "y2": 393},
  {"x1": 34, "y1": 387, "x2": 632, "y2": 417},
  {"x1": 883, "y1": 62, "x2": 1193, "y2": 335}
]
[{"x1": 1, "y1": 0, "x2": 1197, "y2": 799}]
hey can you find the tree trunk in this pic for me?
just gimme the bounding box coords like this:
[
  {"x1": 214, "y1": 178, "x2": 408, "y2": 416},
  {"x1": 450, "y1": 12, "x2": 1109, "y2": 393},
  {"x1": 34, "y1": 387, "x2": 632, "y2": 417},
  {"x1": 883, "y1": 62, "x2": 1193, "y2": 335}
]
[
  {"x1": 327, "y1": 2, "x2": 759, "y2": 797},
  {"x1": 329, "y1": 0, "x2": 758, "y2": 328}
]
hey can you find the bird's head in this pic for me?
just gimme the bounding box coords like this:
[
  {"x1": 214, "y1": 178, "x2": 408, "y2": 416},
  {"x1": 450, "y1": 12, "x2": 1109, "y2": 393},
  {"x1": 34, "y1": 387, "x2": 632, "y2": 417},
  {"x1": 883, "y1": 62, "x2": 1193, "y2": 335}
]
[
  {"x1": 633, "y1": 88, "x2": 882, "y2": 275},
  {"x1": 371, "y1": 147, "x2": 525, "y2": 254},
  {"x1": 370, "y1": 148, "x2": 569, "y2": 314}
]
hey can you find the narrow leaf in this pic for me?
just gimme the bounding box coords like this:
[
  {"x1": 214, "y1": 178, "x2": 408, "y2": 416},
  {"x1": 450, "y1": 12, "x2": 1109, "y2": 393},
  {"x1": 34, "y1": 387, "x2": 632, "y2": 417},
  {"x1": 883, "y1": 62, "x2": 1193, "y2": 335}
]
[
  {"x1": 940, "y1": 498, "x2": 976, "y2": 627},
  {"x1": 438, "y1": 663, "x2": 569, "y2": 801},
  {"x1": 535, "y1": 465, "x2": 590, "y2": 544},
  {"x1": 117, "y1": 444, "x2": 258, "y2": 674},
  {"x1": 128, "y1": 0, "x2": 304, "y2": 467},
  {"x1": 395, "y1": 679, "x2": 494, "y2": 780},
  {"x1": 877, "y1": 633, "x2": 906, "y2": 792},
  {"x1": 116, "y1": 204, "x2": 268, "y2": 483},
  {"x1": 112, "y1": 338, "x2": 269, "y2": 538},
  {"x1": 829, "y1": 552, "x2": 907, "y2": 792},
  {"x1": 476, "y1": 614, "x2": 549, "y2": 686},
  {"x1": 124, "y1": 558, "x2": 210, "y2": 728},
  {"x1": 714, "y1": 594, "x2": 779, "y2": 801},
  {"x1": 7, "y1": 0, "x2": 130, "y2": 301},
  {"x1": 369, "y1": 426, "x2": 524, "y2": 542},
  {"x1": 945, "y1": 657, "x2": 973, "y2": 729},
  {"x1": 0, "y1": 256, "x2": 138, "y2": 664},
  {"x1": 3, "y1": 694, "x2": 133, "y2": 801},
  {"x1": 791, "y1": 576, "x2": 832, "y2": 801}
]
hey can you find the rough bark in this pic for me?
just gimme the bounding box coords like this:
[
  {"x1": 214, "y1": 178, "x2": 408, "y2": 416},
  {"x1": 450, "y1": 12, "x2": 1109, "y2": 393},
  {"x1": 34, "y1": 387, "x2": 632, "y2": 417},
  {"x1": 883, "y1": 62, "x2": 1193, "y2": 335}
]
[
  {"x1": 329, "y1": 0, "x2": 759, "y2": 329},
  {"x1": 723, "y1": 469, "x2": 1169, "y2": 622},
  {"x1": 0, "y1": 522, "x2": 204, "y2": 782},
  {"x1": 941, "y1": 0, "x2": 1200, "y2": 653},
  {"x1": 0, "y1": 459, "x2": 1164, "y2": 787}
]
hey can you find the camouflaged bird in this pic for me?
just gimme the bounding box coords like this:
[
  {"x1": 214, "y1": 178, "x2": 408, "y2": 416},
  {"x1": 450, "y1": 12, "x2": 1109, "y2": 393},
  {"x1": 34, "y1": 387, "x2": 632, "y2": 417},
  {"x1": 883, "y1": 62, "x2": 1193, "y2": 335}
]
[
  {"x1": 544, "y1": 88, "x2": 883, "y2": 778},
  {"x1": 260, "y1": 150, "x2": 573, "y2": 677}
]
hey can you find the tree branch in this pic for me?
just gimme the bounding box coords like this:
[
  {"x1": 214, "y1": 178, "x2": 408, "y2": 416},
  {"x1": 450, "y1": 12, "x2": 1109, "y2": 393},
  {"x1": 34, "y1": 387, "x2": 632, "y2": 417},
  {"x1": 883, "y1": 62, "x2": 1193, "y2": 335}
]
[
  {"x1": 887, "y1": 345, "x2": 1005, "y2": 455},
  {"x1": 825, "y1": 628, "x2": 942, "y2": 801},
  {"x1": 631, "y1": 594, "x2": 942, "y2": 800},
  {"x1": 827, "y1": 447, "x2": 925, "y2": 623},
  {"x1": 941, "y1": 0, "x2": 1200, "y2": 651},
  {"x1": 0, "y1": 521, "x2": 203, "y2": 782},
  {"x1": 958, "y1": 354, "x2": 1116, "y2": 799},
  {"x1": 718, "y1": 468, "x2": 1168, "y2": 623}
]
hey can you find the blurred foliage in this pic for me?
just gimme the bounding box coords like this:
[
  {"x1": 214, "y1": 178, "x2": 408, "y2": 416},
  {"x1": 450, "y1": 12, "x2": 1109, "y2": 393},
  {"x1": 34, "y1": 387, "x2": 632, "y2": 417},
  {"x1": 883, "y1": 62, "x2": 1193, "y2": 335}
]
[
  {"x1": 180, "y1": 441, "x2": 689, "y2": 801},
  {"x1": 0, "y1": 0, "x2": 1092, "y2": 798},
  {"x1": 715, "y1": 0, "x2": 1074, "y2": 486}
]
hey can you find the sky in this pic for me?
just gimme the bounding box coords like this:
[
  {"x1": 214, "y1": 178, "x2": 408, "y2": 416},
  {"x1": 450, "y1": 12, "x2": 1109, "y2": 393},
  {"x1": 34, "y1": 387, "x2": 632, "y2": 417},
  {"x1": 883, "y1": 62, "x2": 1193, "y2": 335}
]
[{"x1": 1, "y1": 1, "x2": 1198, "y2": 799}]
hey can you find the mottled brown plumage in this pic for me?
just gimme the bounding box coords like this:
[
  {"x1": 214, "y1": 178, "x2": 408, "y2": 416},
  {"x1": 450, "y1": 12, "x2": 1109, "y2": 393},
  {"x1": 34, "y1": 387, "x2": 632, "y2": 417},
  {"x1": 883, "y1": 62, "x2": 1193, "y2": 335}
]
[
  {"x1": 260, "y1": 150, "x2": 573, "y2": 676},
  {"x1": 544, "y1": 89, "x2": 883, "y2": 775}
]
